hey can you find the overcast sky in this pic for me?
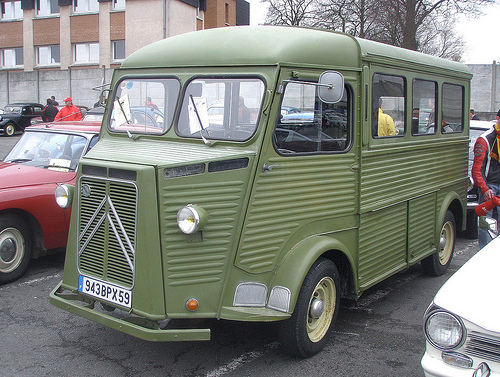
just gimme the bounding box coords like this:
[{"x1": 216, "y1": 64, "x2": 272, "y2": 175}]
[{"x1": 247, "y1": 0, "x2": 500, "y2": 65}]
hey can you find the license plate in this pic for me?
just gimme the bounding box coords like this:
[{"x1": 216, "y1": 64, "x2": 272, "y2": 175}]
[{"x1": 78, "y1": 275, "x2": 132, "y2": 309}]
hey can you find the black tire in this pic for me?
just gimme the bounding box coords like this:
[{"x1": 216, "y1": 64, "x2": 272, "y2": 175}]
[
  {"x1": 0, "y1": 215, "x2": 32, "y2": 284},
  {"x1": 464, "y1": 210, "x2": 479, "y2": 239},
  {"x1": 278, "y1": 258, "x2": 340, "y2": 358},
  {"x1": 4, "y1": 123, "x2": 16, "y2": 136},
  {"x1": 421, "y1": 210, "x2": 456, "y2": 276}
]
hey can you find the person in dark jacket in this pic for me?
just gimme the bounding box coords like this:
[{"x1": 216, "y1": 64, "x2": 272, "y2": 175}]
[
  {"x1": 472, "y1": 109, "x2": 500, "y2": 247},
  {"x1": 41, "y1": 98, "x2": 58, "y2": 122}
]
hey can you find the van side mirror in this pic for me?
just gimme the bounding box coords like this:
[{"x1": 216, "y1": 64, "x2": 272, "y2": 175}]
[{"x1": 318, "y1": 71, "x2": 344, "y2": 104}]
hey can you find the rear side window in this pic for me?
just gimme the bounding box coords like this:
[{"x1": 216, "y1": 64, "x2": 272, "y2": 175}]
[
  {"x1": 273, "y1": 81, "x2": 350, "y2": 155},
  {"x1": 412, "y1": 79, "x2": 438, "y2": 135},
  {"x1": 372, "y1": 73, "x2": 406, "y2": 138},
  {"x1": 442, "y1": 83, "x2": 464, "y2": 133}
]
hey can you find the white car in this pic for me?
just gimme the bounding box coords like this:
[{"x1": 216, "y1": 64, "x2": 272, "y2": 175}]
[{"x1": 421, "y1": 235, "x2": 500, "y2": 377}]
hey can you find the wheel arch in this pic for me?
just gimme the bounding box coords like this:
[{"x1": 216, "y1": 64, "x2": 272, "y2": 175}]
[
  {"x1": 438, "y1": 191, "x2": 464, "y2": 233},
  {"x1": 0, "y1": 209, "x2": 45, "y2": 258},
  {"x1": 271, "y1": 235, "x2": 355, "y2": 314}
]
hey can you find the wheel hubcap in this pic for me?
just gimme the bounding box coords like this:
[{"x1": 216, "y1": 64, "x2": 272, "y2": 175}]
[
  {"x1": 307, "y1": 276, "x2": 336, "y2": 343},
  {"x1": 309, "y1": 298, "x2": 325, "y2": 319},
  {"x1": 439, "y1": 221, "x2": 453, "y2": 265},
  {"x1": 0, "y1": 228, "x2": 24, "y2": 273}
]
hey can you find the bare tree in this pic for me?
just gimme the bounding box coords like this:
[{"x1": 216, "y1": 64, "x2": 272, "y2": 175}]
[
  {"x1": 418, "y1": 14, "x2": 465, "y2": 60},
  {"x1": 264, "y1": 0, "x2": 318, "y2": 26},
  {"x1": 313, "y1": 0, "x2": 383, "y2": 39},
  {"x1": 262, "y1": 0, "x2": 496, "y2": 59},
  {"x1": 369, "y1": 0, "x2": 494, "y2": 51}
]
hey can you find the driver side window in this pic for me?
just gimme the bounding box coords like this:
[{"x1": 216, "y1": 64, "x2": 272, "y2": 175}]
[{"x1": 273, "y1": 81, "x2": 350, "y2": 155}]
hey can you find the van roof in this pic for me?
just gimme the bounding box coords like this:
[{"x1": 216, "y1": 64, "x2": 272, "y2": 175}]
[{"x1": 121, "y1": 26, "x2": 470, "y2": 77}]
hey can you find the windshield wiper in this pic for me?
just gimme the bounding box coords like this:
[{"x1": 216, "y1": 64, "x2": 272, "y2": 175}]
[
  {"x1": 7, "y1": 158, "x2": 32, "y2": 163},
  {"x1": 189, "y1": 94, "x2": 212, "y2": 146}
]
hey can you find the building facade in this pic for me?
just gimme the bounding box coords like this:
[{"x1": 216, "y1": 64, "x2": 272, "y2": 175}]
[
  {"x1": 0, "y1": 0, "x2": 249, "y2": 107},
  {"x1": 467, "y1": 62, "x2": 500, "y2": 119}
]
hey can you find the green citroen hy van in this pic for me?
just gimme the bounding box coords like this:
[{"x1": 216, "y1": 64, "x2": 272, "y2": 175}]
[{"x1": 51, "y1": 26, "x2": 471, "y2": 357}]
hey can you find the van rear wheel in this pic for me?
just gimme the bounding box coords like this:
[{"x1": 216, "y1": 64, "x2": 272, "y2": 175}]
[
  {"x1": 421, "y1": 210, "x2": 455, "y2": 276},
  {"x1": 278, "y1": 258, "x2": 340, "y2": 358}
]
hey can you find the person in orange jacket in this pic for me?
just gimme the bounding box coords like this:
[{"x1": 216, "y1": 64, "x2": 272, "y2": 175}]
[
  {"x1": 472, "y1": 109, "x2": 500, "y2": 247},
  {"x1": 54, "y1": 97, "x2": 82, "y2": 121}
]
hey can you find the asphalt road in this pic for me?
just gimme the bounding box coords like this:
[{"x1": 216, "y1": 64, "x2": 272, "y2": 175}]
[
  {"x1": 0, "y1": 133, "x2": 20, "y2": 160},
  {"x1": 1, "y1": 234, "x2": 480, "y2": 377},
  {"x1": 0, "y1": 132, "x2": 482, "y2": 376}
]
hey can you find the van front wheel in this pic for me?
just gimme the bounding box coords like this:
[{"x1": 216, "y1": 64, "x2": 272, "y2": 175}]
[
  {"x1": 422, "y1": 210, "x2": 456, "y2": 276},
  {"x1": 278, "y1": 258, "x2": 340, "y2": 358}
]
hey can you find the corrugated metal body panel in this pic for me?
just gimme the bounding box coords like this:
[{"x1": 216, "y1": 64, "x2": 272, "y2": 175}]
[
  {"x1": 236, "y1": 153, "x2": 357, "y2": 274},
  {"x1": 408, "y1": 193, "x2": 436, "y2": 263},
  {"x1": 357, "y1": 140, "x2": 467, "y2": 289},
  {"x1": 89, "y1": 137, "x2": 256, "y2": 167},
  {"x1": 161, "y1": 179, "x2": 245, "y2": 286},
  {"x1": 360, "y1": 141, "x2": 468, "y2": 211},
  {"x1": 358, "y1": 203, "x2": 407, "y2": 289},
  {"x1": 158, "y1": 161, "x2": 253, "y2": 314}
]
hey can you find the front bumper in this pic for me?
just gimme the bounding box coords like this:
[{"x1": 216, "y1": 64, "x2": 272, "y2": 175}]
[
  {"x1": 422, "y1": 352, "x2": 498, "y2": 377},
  {"x1": 50, "y1": 281, "x2": 211, "y2": 342}
]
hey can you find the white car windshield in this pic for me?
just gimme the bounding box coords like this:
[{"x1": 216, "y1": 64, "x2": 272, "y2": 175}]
[{"x1": 4, "y1": 131, "x2": 90, "y2": 171}]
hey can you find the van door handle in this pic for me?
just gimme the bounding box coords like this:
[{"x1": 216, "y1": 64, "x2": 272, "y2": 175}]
[{"x1": 262, "y1": 163, "x2": 281, "y2": 172}]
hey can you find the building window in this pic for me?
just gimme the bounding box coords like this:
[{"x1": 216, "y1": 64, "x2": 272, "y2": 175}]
[
  {"x1": 74, "y1": 43, "x2": 99, "y2": 64},
  {"x1": 74, "y1": 0, "x2": 99, "y2": 13},
  {"x1": 113, "y1": 40, "x2": 125, "y2": 61},
  {"x1": 225, "y1": 3, "x2": 229, "y2": 25},
  {"x1": 1, "y1": 48, "x2": 23, "y2": 67},
  {"x1": 37, "y1": 0, "x2": 60, "y2": 16},
  {"x1": 1, "y1": 1, "x2": 22, "y2": 20},
  {"x1": 113, "y1": 0, "x2": 125, "y2": 10},
  {"x1": 37, "y1": 45, "x2": 60, "y2": 65}
]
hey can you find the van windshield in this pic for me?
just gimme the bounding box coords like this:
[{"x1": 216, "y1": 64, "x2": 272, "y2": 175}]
[
  {"x1": 177, "y1": 77, "x2": 265, "y2": 142},
  {"x1": 109, "y1": 78, "x2": 180, "y2": 134}
]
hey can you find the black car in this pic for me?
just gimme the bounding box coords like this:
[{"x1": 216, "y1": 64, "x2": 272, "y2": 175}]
[{"x1": 0, "y1": 103, "x2": 44, "y2": 136}]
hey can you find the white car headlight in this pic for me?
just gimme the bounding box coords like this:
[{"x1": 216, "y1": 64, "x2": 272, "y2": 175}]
[
  {"x1": 425, "y1": 311, "x2": 464, "y2": 350},
  {"x1": 177, "y1": 204, "x2": 207, "y2": 234},
  {"x1": 55, "y1": 184, "x2": 74, "y2": 209}
]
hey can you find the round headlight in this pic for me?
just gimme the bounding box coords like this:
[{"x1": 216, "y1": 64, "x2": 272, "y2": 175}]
[
  {"x1": 425, "y1": 311, "x2": 464, "y2": 350},
  {"x1": 55, "y1": 184, "x2": 74, "y2": 209},
  {"x1": 177, "y1": 204, "x2": 207, "y2": 234}
]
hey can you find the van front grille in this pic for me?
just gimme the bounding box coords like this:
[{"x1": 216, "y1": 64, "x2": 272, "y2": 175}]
[{"x1": 78, "y1": 176, "x2": 137, "y2": 288}]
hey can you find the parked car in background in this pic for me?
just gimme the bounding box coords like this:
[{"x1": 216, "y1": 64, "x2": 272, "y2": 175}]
[
  {"x1": 422, "y1": 234, "x2": 500, "y2": 377},
  {"x1": 0, "y1": 121, "x2": 100, "y2": 284},
  {"x1": 0, "y1": 103, "x2": 44, "y2": 136},
  {"x1": 82, "y1": 106, "x2": 105, "y2": 121},
  {"x1": 464, "y1": 119, "x2": 496, "y2": 238}
]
